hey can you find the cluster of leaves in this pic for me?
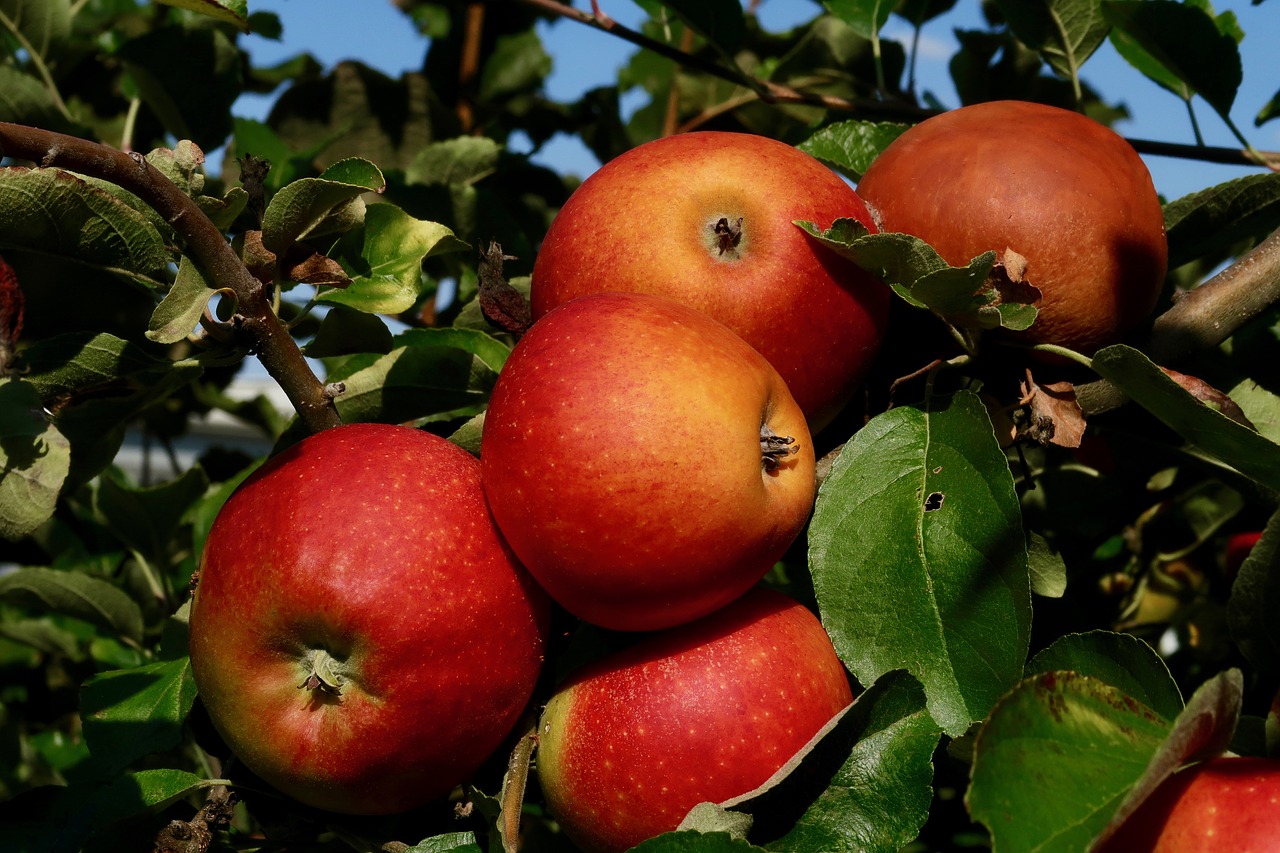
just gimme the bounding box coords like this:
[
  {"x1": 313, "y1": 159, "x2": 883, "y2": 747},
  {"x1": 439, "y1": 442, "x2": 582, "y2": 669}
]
[{"x1": 1, "y1": 0, "x2": 1280, "y2": 852}]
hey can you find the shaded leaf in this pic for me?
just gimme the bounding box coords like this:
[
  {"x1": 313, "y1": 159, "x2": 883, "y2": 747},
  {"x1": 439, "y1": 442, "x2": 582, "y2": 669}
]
[
  {"x1": 823, "y1": 0, "x2": 894, "y2": 42},
  {"x1": 153, "y1": 0, "x2": 249, "y2": 31},
  {"x1": 1027, "y1": 630, "x2": 1183, "y2": 720},
  {"x1": 406, "y1": 137, "x2": 502, "y2": 187},
  {"x1": 406, "y1": 833, "x2": 485, "y2": 853},
  {"x1": 1227, "y1": 507, "x2": 1280, "y2": 674},
  {"x1": 655, "y1": 0, "x2": 745, "y2": 54},
  {"x1": 80, "y1": 657, "x2": 197, "y2": 772},
  {"x1": 330, "y1": 342, "x2": 498, "y2": 426},
  {"x1": 0, "y1": 566, "x2": 143, "y2": 644},
  {"x1": 1103, "y1": 0, "x2": 1242, "y2": 117},
  {"x1": 479, "y1": 30, "x2": 551, "y2": 100},
  {"x1": 630, "y1": 832, "x2": 762, "y2": 853},
  {"x1": 1162, "y1": 172, "x2": 1280, "y2": 269},
  {"x1": 304, "y1": 306, "x2": 394, "y2": 359},
  {"x1": 809, "y1": 390, "x2": 1031, "y2": 735},
  {"x1": 967, "y1": 672, "x2": 1170, "y2": 853},
  {"x1": 0, "y1": 378, "x2": 70, "y2": 540},
  {"x1": 146, "y1": 258, "x2": 216, "y2": 345},
  {"x1": 1091, "y1": 344, "x2": 1280, "y2": 491},
  {"x1": 93, "y1": 466, "x2": 210, "y2": 568},
  {"x1": 0, "y1": 0, "x2": 71, "y2": 59},
  {"x1": 261, "y1": 158, "x2": 385, "y2": 254}
]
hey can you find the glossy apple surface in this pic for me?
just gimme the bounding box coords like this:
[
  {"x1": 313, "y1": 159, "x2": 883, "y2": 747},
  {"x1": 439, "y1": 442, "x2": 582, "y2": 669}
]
[
  {"x1": 480, "y1": 291, "x2": 816, "y2": 632},
  {"x1": 189, "y1": 423, "x2": 549, "y2": 814},
  {"x1": 1096, "y1": 756, "x2": 1280, "y2": 852},
  {"x1": 536, "y1": 587, "x2": 855, "y2": 853},
  {"x1": 857, "y1": 100, "x2": 1167, "y2": 354},
  {"x1": 530, "y1": 130, "x2": 890, "y2": 430}
]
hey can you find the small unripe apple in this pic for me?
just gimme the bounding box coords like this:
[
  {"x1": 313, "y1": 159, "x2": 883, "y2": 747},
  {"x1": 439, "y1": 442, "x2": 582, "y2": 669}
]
[
  {"x1": 536, "y1": 587, "x2": 854, "y2": 853},
  {"x1": 189, "y1": 423, "x2": 549, "y2": 815},
  {"x1": 1096, "y1": 756, "x2": 1280, "y2": 852},
  {"x1": 480, "y1": 291, "x2": 816, "y2": 632},
  {"x1": 530, "y1": 130, "x2": 891, "y2": 430},
  {"x1": 857, "y1": 100, "x2": 1167, "y2": 355}
]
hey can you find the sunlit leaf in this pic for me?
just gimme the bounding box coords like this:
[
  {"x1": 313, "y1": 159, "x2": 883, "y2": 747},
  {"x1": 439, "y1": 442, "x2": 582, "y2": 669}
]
[
  {"x1": 810, "y1": 390, "x2": 1032, "y2": 735},
  {"x1": 995, "y1": 0, "x2": 1110, "y2": 84},
  {"x1": 146, "y1": 258, "x2": 216, "y2": 345},
  {"x1": 153, "y1": 0, "x2": 248, "y2": 31},
  {"x1": 798, "y1": 121, "x2": 909, "y2": 180},
  {"x1": 1027, "y1": 630, "x2": 1183, "y2": 720},
  {"x1": 823, "y1": 0, "x2": 894, "y2": 42},
  {"x1": 261, "y1": 158, "x2": 385, "y2": 253}
]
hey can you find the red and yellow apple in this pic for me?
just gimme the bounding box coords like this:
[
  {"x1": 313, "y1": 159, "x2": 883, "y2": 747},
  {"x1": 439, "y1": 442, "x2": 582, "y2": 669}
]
[
  {"x1": 856, "y1": 100, "x2": 1168, "y2": 355},
  {"x1": 188, "y1": 423, "x2": 549, "y2": 814},
  {"x1": 536, "y1": 587, "x2": 855, "y2": 853},
  {"x1": 529, "y1": 130, "x2": 891, "y2": 430},
  {"x1": 479, "y1": 291, "x2": 815, "y2": 632},
  {"x1": 1096, "y1": 756, "x2": 1280, "y2": 852}
]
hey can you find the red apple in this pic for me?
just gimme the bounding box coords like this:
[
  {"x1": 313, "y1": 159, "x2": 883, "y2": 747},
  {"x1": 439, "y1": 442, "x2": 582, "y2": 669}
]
[
  {"x1": 1225, "y1": 531, "x2": 1262, "y2": 580},
  {"x1": 188, "y1": 423, "x2": 549, "y2": 815},
  {"x1": 529, "y1": 130, "x2": 890, "y2": 430},
  {"x1": 536, "y1": 587, "x2": 855, "y2": 853},
  {"x1": 480, "y1": 291, "x2": 816, "y2": 632},
  {"x1": 856, "y1": 100, "x2": 1167, "y2": 355},
  {"x1": 1095, "y1": 756, "x2": 1280, "y2": 852}
]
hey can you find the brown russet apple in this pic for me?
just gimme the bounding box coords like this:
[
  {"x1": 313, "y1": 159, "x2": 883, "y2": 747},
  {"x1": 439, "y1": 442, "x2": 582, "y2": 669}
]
[
  {"x1": 1095, "y1": 756, "x2": 1280, "y2": 852},
  {"x1": 188, "y1": 423, "x2": 549, "y2": 815},
  {"x1": 856, "y1": 100, "x2": 1168, "y2": 355},
  {"x1": 480, "y1": 291, "x2": 815, "y2": 632},
  {"x1": 529, "y1": 130, "x2": 890, "y2": 430},
  {"x1": 536, "y1": 587, "x2": 855, "y2": 853}
]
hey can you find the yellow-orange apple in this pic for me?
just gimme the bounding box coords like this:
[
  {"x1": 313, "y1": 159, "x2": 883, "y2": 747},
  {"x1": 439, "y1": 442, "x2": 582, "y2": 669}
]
[
  {"x1": 189, "y1": 423, "x2": 549, "y2": 814},
  {"x1": 530, "y1": 130, "x2": 890, "y2": 430},
  {"x1": 480, "y1": 291, "x2": 816, "y2": 632},
  {"x1": 1096, "y1": 756, "x2": 1280, "y2": 852},
  {"x1": 536, "y1": 587, "x2": 855, "y2": 853}
]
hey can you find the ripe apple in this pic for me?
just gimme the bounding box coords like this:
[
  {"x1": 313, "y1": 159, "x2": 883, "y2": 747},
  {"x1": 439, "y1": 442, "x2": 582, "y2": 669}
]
[
  {"x1": 529, "y1": 130, "x2": 891, "y2": 430},
  {"x1": 1095, "y1": 756, "x2": 1280, "y2": 852},
  {"x1": 480, "y1": 291, "x2": 816, "y2": 632},
  {"x1": 1224, "y1": 530, "x2": 1262, "y2": 580},
  {"x1": 188, "y1": 423, "x2": 549, "y2": 815},
  {"x1": 536, "y1": 587, "x2": 855, "y2": 853},
  {"x1": 856, "y1": 100, "x2": 1168, "y2": 355}
]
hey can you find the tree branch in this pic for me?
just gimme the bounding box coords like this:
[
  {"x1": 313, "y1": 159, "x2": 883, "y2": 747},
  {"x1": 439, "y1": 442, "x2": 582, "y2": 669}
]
[
  {"x1": 512, "y1": 0, "x2": 1280, "y2": 170},
  {"x1": 0, "y1": 122, "x2": 342, "y2": 434}
]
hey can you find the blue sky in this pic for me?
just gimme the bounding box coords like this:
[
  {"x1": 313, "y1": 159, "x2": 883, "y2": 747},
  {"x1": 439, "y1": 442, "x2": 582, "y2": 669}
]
[{"x1": 234, "y1": 0, "x2": 1280, "y2": 201}]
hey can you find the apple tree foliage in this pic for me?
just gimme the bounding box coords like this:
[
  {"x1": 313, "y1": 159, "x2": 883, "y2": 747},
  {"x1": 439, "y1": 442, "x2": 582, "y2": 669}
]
[{"x1": 1, "y1": 0, "x2": 1280, "y2": 851}]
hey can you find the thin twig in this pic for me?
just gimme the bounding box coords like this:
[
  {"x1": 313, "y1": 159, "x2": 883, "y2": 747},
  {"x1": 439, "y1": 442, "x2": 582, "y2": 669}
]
[{"x1": 0, "y1": 122, "x2": 341, "y2": 433}]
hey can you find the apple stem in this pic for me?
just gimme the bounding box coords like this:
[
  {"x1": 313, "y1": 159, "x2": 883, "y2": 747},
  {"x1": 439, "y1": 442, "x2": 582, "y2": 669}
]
[
  {"x1": 298, "y1": 650, "x2": 344, "y2": 695},
  {"x1": 761, "y1": 424, "x2": 798, "y2": 471}
]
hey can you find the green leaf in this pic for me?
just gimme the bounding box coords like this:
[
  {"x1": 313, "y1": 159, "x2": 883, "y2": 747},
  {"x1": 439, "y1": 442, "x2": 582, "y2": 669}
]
[
  {"x1": 767, "y1": 671, "x2": 941, "y2": 853},
  {"x1": 822, "y1": 0, "x2": 894, "y2": 42},
  {"x1": 189, "y1": 458, "x2": 262, "y2": 561},
  {"x1": 1102, "y1": 0, "x2": 1242, "y2": 118},
  {"x1": 153, "y1": 0, "x2": 248, "y2": 32},
  {"x1": 397, "y1": 327, "x2": 512, "y2": 373},
  {"x1": 0, "y1": 168, "x2": 170, "y2": 287},
  {"x1": 479, "y1": 29, "x2": 551, "y2": 100},
  {"x1": 995, "y1": 0, "x2": 1110, "y2": 84},
  {"x1": 144, "y1": 140, "x2": 206, "y2": 198},
  {"x1": 1026, "y1": 530, "x2": 1067, "y2": 598},
  {"x1": 145, "y1": 258, "x2": 215, "y2": 345},
  {"x1": 0, "y1": 567, "x2": 143, "y2": 644},
  {"x1": 967, "y1": 672, "x2": 1171, "y2": 853},
  {"x1": 630, "y1": 832, "x2": 762, "y2": 852},
  {"x1": 406, "y1": 833, "x2": 485, "y2": 853},
  {"x1": 1091, "y1": 344, "x2": 1280, "y2": 491},
  {"x1": 654, "y1": 0, "x2": 745, "y2": 54},
  {"x1": 1259, "y1": 86, "x2": 1280, "y2": 127},
  {"x1": 405, "y1": 137, "x2": 502, "y2": 187},
  {"x1": 0, "y1": 64, "x2": 71, "y2": 132},
  {"x1": 80, "y1": 657, "x2": 197, "y2": 772},
  {"x1": 0, "y1": 0, "x2": 71, "y2": 59},
  {"x1": 1027, "y1": 630, "x2": 1183, "y2": 720},
  {"x1": 321, "y1": 203, "x2": 468, "y2": 315},
  {"x1": 304, "y1": 306, "x2": 395, "y2": 358},
  {"x1": 71, "y1": 769, "x2": 220, "y2": 850},
  {"x1": 798, "y1": 220, "x2": 1037, "y2": 332},
  {"x1": 1228, "y1": 508, "x2": 1280, "y2": 674},
  {"x1": 797, "y1": 121, "x2": 909, "y2": 181},
  {"x1": 261, "y1": 159, "x2": 386, "y2": 253},
  {"x1": 810, "y1": 390, "x2": 1032, "y2": 735},
  {"x1": 330, "y1": 341, "x2": 499, "y2": 426},
  {"x1": 93, "y1": 466, "x2": 210, "y2": 568},
  {"x1": 0, "y1": 378, "x2": 70, "y2": 540},
  {"x1": 1162, "y1": 172, "x2": 1280, "y2": 269},
  {"x1": 1092, "y1": 669, "x2": 1243, "y2": 848}
]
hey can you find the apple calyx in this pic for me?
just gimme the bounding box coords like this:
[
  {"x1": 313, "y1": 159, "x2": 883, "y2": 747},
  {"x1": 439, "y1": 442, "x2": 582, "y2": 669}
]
[
  {"x1": 298, "y1": 649, "x2": 344, "y2": 695},
  {"x1": 713, "y1": 217, "x2": 744, "y2": 257},
  {"x1": 760, "y1": 424, "x2": 798, "y2": 471}
]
